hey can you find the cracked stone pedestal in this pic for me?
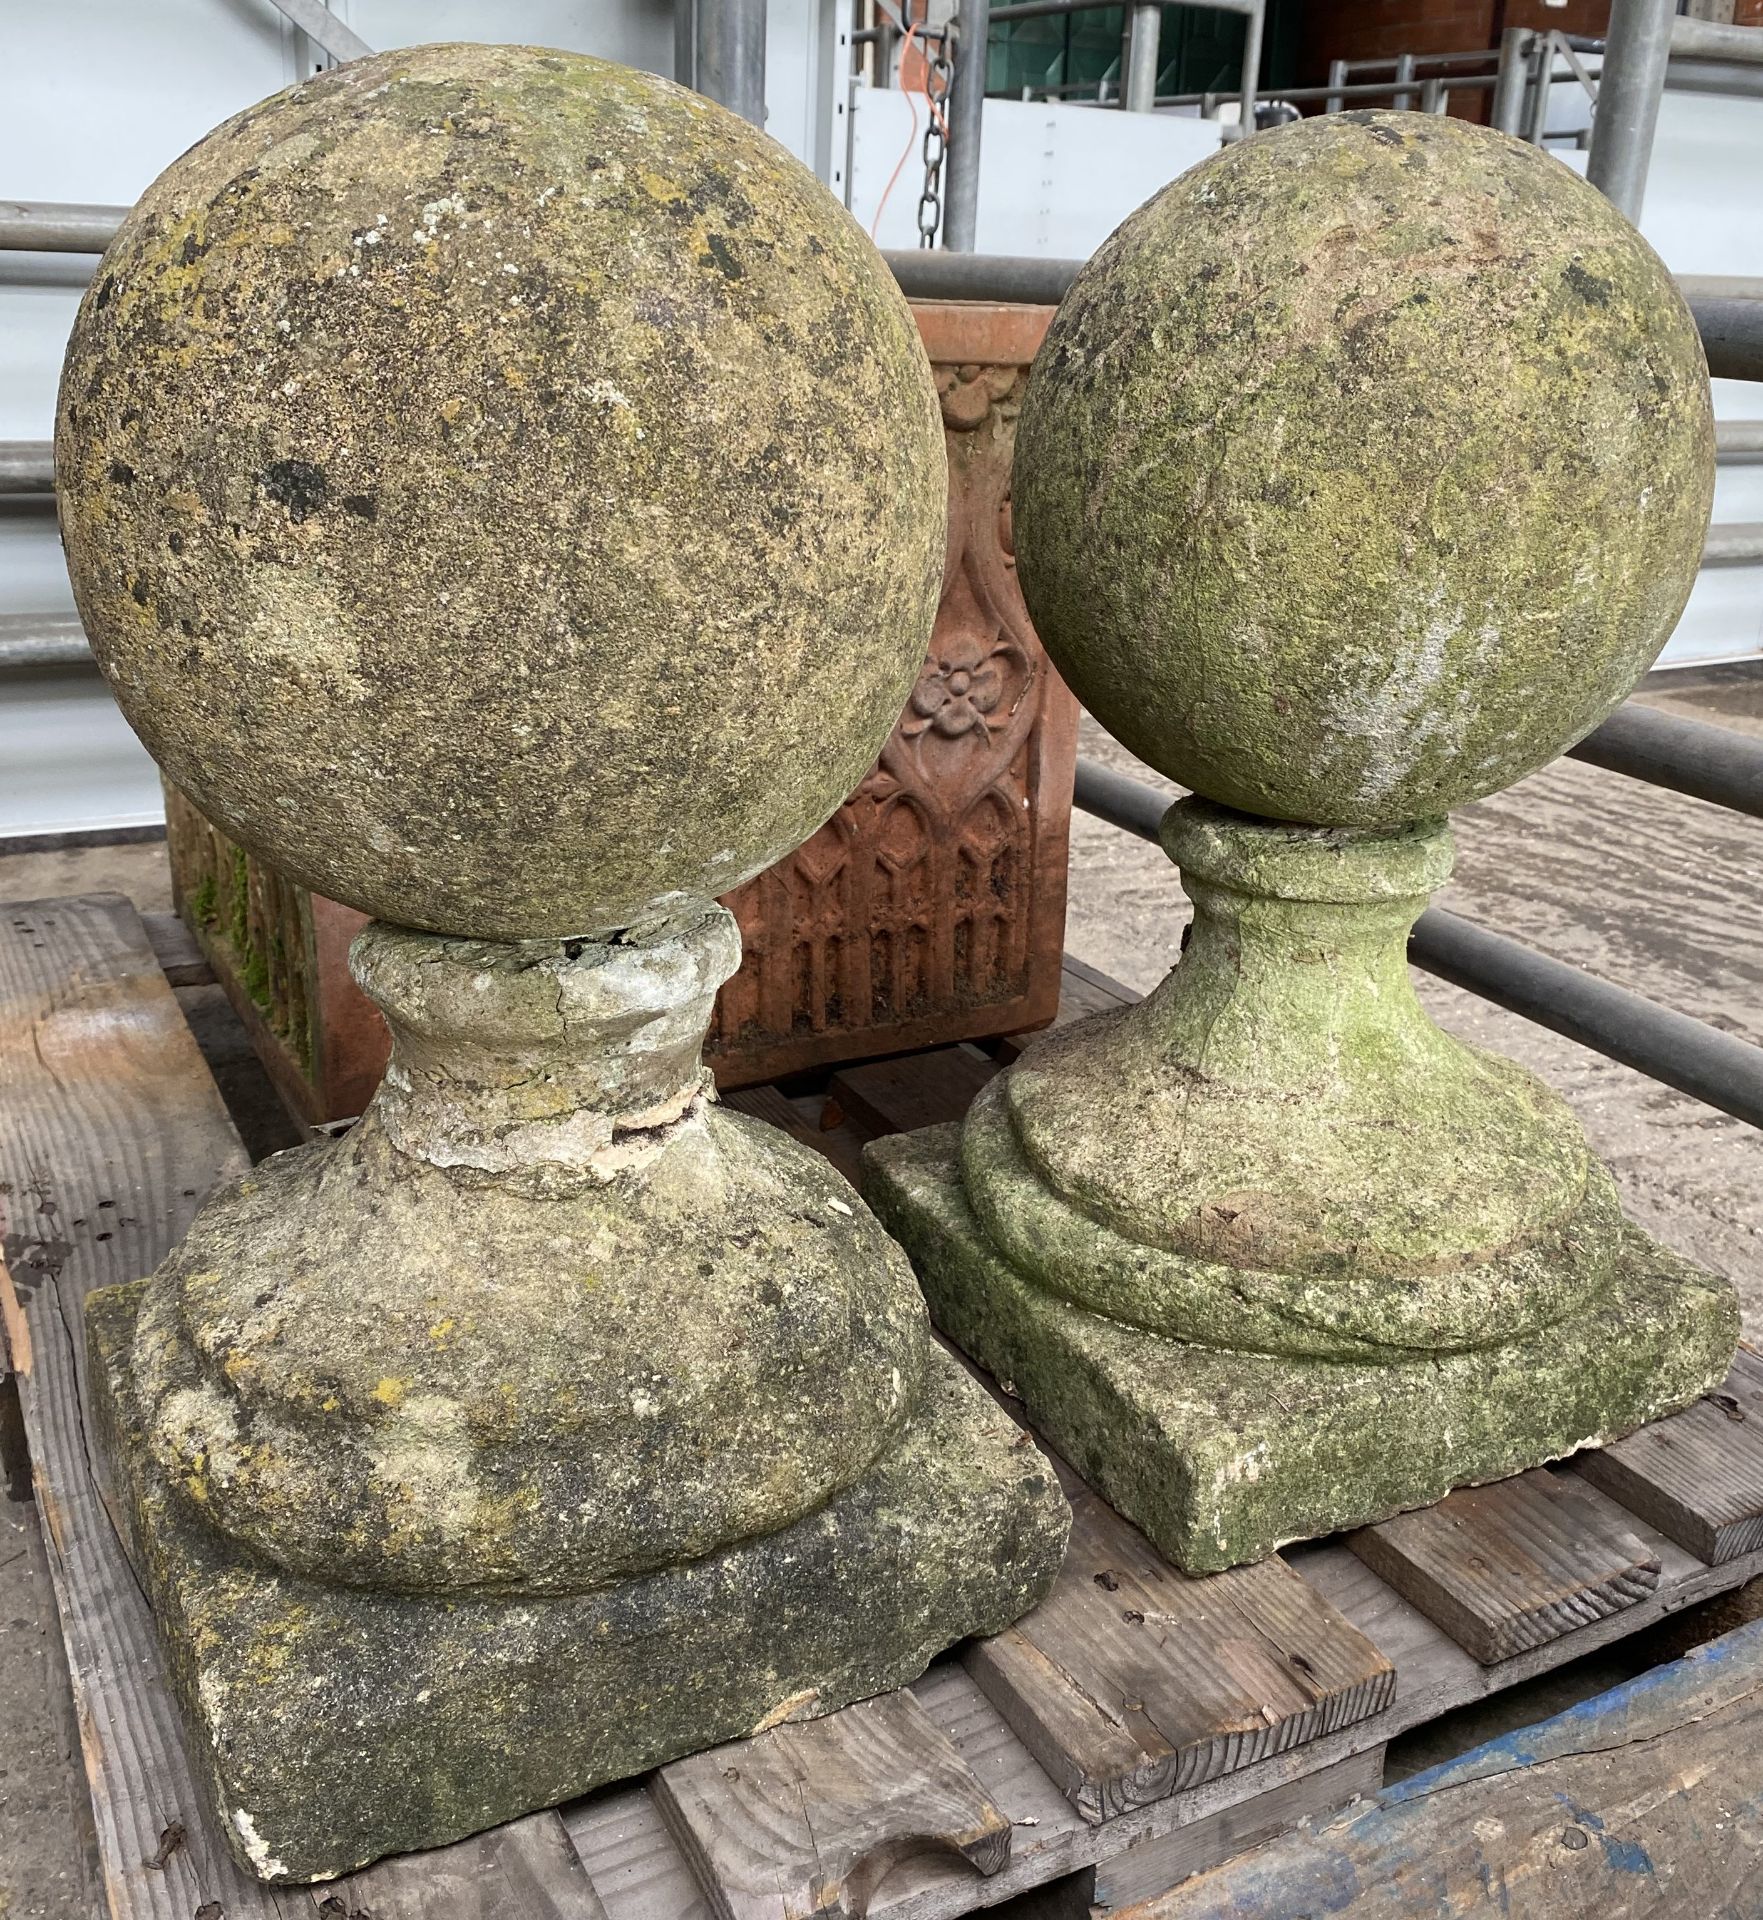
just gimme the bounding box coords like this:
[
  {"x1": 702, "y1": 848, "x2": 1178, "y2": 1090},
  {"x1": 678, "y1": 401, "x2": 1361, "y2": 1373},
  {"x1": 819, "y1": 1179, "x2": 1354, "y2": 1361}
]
[
  {"x1": 90, "y1": 909, "x2": 1065, "y2": 1882},
  {"x1": 58, "y1": 46, "x2": 1069, "y2": 1883},
  {"x1": 865, "y1": 804, "x2": 1738, "y2": 1573},
  {"x1": 867, "y1": 109, "x2": 1738, "y2": 1574}
]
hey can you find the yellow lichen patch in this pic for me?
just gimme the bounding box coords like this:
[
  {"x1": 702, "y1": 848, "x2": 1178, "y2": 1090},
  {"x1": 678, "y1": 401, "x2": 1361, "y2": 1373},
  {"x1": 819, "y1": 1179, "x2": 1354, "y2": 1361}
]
[
  {"x1": 427, "y1": 1316, "x2": 456, "y2": 1345},
  {"x1": 372, "y1": 1376, "x2": 408, "y2": 1407},
  {"x1": 638, "y1": 168, "x2": 686, "y2": 206}
]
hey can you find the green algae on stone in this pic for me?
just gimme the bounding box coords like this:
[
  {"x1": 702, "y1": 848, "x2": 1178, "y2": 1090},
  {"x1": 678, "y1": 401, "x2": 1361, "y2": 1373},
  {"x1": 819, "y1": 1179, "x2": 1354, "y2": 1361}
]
[
  {"x1": 99, "y1": 895, "x2": 1068, "y2": 1878},
  {"x1": 1012, "y1": 110, "x2": 1714, "y2": 828},
  {"x1": 969, "y1": 799, "x2": 1616, "y2": 1359},
  {"x1": 56, "y1": 44, "x2": 945, "y2": 939},
  {"x1": 64, "y1": 43, "x2": 1067, "y2": 1886},
  {"x1": 865, "y1": 1123, "x2": 1739, "y2": 1573},
  {"x1": 859, "y1": 110, "x2": 1736, "y2": 1577},
  {"x1": 866, "y1": 797, "x2": 1740, "y2": 1568}
]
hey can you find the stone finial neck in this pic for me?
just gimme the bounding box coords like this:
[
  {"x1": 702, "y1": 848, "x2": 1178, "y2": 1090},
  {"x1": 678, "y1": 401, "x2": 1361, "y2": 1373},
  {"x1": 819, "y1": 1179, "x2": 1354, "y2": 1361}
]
[
  {"x1": 1148, "y1": 798, "x2": 1454, "y2": 1087},
  {"x1": 1158, "y1": 797, "x2": 1454, "y2": 904},
  {"x1": 349, "y1": 901, "x2": 741, "y2": 1190}
]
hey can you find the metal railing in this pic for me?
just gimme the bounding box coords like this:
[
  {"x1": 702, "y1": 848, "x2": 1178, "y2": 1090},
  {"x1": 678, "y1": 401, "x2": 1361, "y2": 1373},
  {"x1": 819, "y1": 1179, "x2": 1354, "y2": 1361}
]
[
  {"x1": 1071, "y1": 758, "x2": 1763, "y2": 1132},
  {"x1": 881, "y1": 248, "x2": 1763, "y2": 383}
]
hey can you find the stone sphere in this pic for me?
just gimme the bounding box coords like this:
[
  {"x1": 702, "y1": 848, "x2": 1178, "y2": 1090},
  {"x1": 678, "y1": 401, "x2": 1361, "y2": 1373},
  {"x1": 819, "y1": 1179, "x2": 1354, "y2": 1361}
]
[
  {"x1": 1013, "y1": 111, "x2": 1714, "y2": 826},
  {"x1": 57, "y1": 46, "x2": 944, "y2": 937}
]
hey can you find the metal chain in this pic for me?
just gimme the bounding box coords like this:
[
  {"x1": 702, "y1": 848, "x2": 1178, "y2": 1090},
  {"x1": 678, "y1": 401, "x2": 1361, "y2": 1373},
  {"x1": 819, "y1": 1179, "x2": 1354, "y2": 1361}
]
[{"x1": 917, "y1": 38, "x2": 954, "y2": 249}]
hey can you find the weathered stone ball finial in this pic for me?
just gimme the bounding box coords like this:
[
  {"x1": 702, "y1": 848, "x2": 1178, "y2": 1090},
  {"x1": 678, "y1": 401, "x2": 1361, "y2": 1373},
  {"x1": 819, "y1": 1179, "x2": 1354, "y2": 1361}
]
[
  {"x1": 864, "y1": 112, "x2": 1737, "y2": 1577},
  {"x1": 1012, "y1": 109, "x2": 1714, "y2": 828},
  {"x1": 70, "y1": 47, "x2": 1067, "y2": 1883},
  {"x1": 58, "y1": 42, "x2": 945, "y2": 939}
]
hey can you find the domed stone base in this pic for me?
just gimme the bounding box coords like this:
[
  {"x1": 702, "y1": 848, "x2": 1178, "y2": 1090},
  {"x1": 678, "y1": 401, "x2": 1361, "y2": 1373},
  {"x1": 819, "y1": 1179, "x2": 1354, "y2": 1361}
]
[
  {"x1": 81, "y1": 907, "x2": 1069, "y2": 1882},
  {"x1": 864, "y1": 1124, "x2": 1738, "y2": 1574},
  {"x1": 89, "y1": 1280, "x2": 1066, "y2": 1883}
]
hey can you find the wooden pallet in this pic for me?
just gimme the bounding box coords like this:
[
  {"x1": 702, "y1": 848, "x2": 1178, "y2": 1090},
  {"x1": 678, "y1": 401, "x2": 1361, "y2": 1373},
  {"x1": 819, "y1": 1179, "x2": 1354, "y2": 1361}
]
[{"x1": 5, "y1": 894, "x2": 1763, "y2": 1920}]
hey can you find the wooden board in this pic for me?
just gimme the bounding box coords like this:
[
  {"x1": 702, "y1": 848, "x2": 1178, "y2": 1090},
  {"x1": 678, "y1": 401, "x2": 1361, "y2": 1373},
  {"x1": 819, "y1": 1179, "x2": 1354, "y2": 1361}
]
[
  {"x1": 1348, "y1": 1469, "x2": 1662, "y2": 1664},
  {"x1": 1115, "y1": 1614, "x2": 1763, "y2": 1918},
  {"x1": 315, "y1": 1814, "x2": 609, "y2": 1920},
  {"x1": 0, "y1": 894, "x2": 304, "y2": 1920},
  {"x1": 653, "y1": 1689, "x2": 1011, "y2": 1920},
  {"x1": 138, "y1": 909, "x2": 213, "y2": 987},
  {"x1": 828, "y1": 1046, "x2": 1000, "y2": 1143},
  {"x1": 1089, "y1": 1747, "x2": 1384, "y2": 1913},
  {"x1": 1575, "y1": 1347, "x2": 1763, "y2": 1565},
  {"x1": 967, "y1": 1486, "x2": 1395, "y2": 1822}
]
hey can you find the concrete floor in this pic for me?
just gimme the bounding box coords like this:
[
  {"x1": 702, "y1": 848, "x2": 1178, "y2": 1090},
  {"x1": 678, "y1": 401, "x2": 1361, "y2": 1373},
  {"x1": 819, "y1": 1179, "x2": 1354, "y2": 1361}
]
[{"x1": 2, "y1": 668, "x2": 1761, "y2": 1913}]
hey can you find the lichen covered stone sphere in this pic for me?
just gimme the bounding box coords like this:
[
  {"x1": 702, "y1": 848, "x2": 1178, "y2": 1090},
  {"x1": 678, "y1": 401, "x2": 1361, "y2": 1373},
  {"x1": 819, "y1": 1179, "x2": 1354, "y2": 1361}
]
[
  {"x1": 1013, "y1": 111, "x2": 1714, "y2": 826},
  {"x1": 57, "y1": 45, "x2": 943, "y2": 936}
]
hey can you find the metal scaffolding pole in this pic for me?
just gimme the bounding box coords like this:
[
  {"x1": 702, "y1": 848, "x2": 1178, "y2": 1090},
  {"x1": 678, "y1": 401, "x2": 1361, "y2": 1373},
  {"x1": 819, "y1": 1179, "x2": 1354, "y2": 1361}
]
[
  {"x1": 0, "y1": 200, "x2": 124, "y2": 253},
  {"x1": 942, "y1": 0, "x2": 991, "y2": 252},
  {"x1": 1237, "y1": 0, "x2": 1265, "y2": 132},
  {"x1": 677, "y1": 0, "x2": 768, "y2": 126},
  {"x1": 1124, "y1": 5, "x2": 1161, "y2": 112},
  {"x1": 1524, "y1": 30, "x2": 1555, "y2": 144},
  {"x1": 1490, "y1": 27, "x2": 1532, "y2": 133},
  {"x1": 1325, "y1": 58, "x2": 1348, "y2": 114},
  {"x1": 1587, "y1": 0, "x2": 1676, "y2": 220},
  {"x1": 1392, "y1": 50, "x2": 1417, "y2": 110}
]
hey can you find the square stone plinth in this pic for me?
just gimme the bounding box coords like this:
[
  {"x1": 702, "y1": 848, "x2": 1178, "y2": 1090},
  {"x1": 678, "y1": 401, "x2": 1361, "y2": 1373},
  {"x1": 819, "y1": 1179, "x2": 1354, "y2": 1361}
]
[
  {"x1": 87, "y1": 1281, "x2": 1069, "y2": 1884},
  {"x1": 863, "y1": 1125, "x2": 1740, "y2": 1575}
]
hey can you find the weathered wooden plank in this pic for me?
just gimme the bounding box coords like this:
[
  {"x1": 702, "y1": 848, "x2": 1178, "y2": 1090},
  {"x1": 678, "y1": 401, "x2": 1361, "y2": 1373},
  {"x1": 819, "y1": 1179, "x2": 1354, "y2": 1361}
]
[
  {"x1": 1349, "y1": 1469, "x2": 1661, "y2": 1664},
  {"x1": 562, "y1": 1786, "x2": 710, "y2": 1920},
  {"x1": 138, "y1": 908, "x2": 214, "y2": 987},
  {"x1": 654, "y1": 1690, "x2": 1011, "y2": 1920},
  {"x1": 1114, "y1": 1615, "x2": 1763, "y2": 1918},
  {"x1": 1575, "y1": 1347, "x2": 1763, "y2": 1565},
  {"x1": 1090, "y1": 1747, "x2": 1384, "y2": 1913},
  {"x1": 567, "y1": 1513, "x2": 1763, "y2": 1920},
  {"x1": 0, "y1": 894, "x2": 300, "y2": 1920},
  {"x1": 1056, "y1": 955, "x2": 1141, "y2": 1013},
  {"x1": 967, "y1": 1488, "x2": 1395, "y2": 1822},
  {"x1": 316, "y1": 1812, "x2": 603, "y2": 1920},
  {"x1": 828, "y1": 1046, "x2": 999, "y2": 1141}
]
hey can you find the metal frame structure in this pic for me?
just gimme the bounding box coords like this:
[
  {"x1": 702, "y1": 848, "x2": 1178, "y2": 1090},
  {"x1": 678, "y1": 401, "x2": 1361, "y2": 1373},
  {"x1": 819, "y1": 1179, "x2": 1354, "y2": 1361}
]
[
  {"x1": 985, "y1": 0, "x2": 1264, "y2": 128},
  {"x1": 674, "y1": 0, "x2": 769, "y2": 126}
]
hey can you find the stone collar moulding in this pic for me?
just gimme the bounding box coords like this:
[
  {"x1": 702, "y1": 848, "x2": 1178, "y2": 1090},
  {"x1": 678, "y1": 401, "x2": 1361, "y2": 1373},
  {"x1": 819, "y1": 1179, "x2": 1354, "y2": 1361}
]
[
  {"x1": 58, "y1": 45, "x2": 1068, "y2": 1883},
  {"x1": 863, "y1": 108, "x2": 1739, "y2": 1577}
]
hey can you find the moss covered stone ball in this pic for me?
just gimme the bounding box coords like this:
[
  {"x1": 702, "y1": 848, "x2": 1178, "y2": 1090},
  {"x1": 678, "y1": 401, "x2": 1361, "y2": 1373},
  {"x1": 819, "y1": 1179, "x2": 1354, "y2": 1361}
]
[
  {"x1": 58, "y1": 45, "x2": 943, "y2": 937},
  {"x1": 1013, "y1": 111, "x2": 1714, "y2": 826}
]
